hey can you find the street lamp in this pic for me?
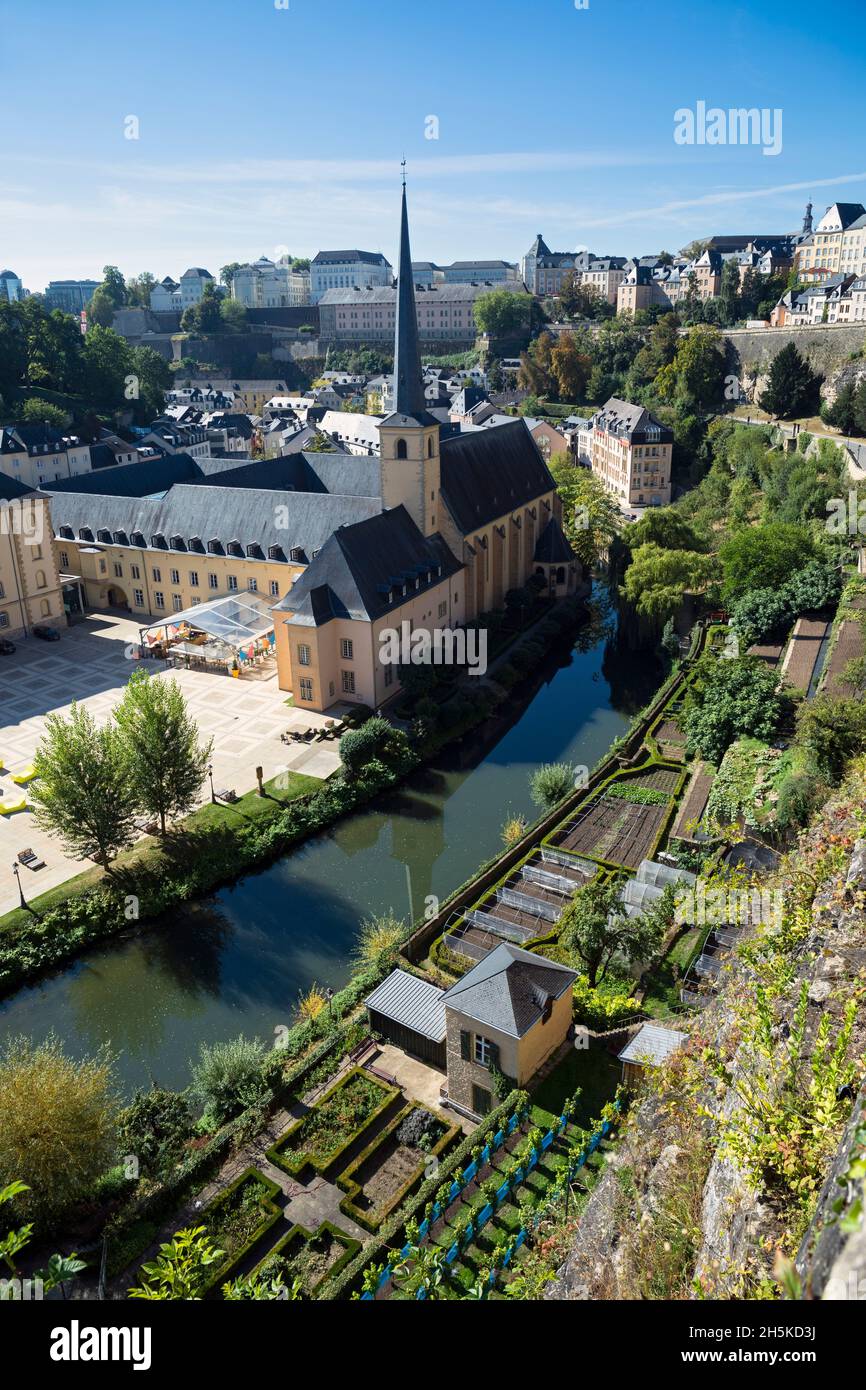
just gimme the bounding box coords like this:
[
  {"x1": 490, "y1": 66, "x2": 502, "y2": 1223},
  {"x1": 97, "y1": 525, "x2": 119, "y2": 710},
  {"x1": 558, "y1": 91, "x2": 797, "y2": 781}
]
[
  {"x1": 12, "y1": 861, "x2": 26, "y2": 911},
  {"x1": 207, "y1": 763, "x2": 216, "y2": 804}
]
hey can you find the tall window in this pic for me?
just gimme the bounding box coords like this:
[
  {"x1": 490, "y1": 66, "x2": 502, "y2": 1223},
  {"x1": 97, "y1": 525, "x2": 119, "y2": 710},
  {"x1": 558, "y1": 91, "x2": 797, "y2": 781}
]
[
  {"x1": 189, "y1": 571, "x2": 199, "y2": 587},
  {"x1": 133, "y1": 589, "x2": 144, "y2": 607},
  {"x1": 299, "y1": 678, "x2": 313, "y2": 701},
  {"x1": 154, "y1": 591, "x2": 165, "y2": 609},
  {"x1": 396, "y1": 438, "x2": 408, "y2": 459},
  {"x1": 209, "y1": 573, "x2": 219, "y2": 590},
  {"x1": 474, "y1": 1035, "x2": 492, "y2": 1066},
  {"x1": 341, "y1": 670, "x2": 356, "y2": 694},
  {"x1": 339, "y1": 638, "x2": 353, "y2": 659},
  {"x1": 298, "y1": 644, "x2": 311, "y2": 666},
  {"x1": 227, "y1": 575, "x2": 238, "y2": 592}
]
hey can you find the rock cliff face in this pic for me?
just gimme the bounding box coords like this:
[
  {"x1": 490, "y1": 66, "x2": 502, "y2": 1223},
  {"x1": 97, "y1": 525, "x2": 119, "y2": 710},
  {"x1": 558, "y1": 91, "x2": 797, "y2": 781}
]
[{"x1": 548, "y1": 774, "x2": 866, "y2": 1302}]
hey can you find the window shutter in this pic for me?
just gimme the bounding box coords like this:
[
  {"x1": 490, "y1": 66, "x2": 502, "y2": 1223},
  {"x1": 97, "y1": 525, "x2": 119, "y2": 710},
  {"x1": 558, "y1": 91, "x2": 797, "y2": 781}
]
[{"x1": 460, "y1": 1030, "x2": 470, "y2": 1061}]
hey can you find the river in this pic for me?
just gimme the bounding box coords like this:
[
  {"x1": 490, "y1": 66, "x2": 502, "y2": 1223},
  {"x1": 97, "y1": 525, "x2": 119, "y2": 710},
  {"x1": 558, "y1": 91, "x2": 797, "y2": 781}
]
[{"x1": 0, "y1": 609, "x2": 657, "y2": 1094}]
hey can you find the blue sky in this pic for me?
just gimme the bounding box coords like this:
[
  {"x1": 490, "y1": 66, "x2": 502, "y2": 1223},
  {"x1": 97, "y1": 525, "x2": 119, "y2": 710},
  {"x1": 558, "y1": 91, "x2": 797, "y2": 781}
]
[{"x1": 2, "y1": 0, "x2": 866, "y2": 291}]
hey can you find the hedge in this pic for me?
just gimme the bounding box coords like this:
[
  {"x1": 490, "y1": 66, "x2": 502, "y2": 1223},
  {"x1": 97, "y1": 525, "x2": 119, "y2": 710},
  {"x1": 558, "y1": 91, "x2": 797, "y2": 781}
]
[
  {"x1": 266, "y1": 1067, "x2": 400, "y2": 1179},
  {"x1": 321, "y1": 1090, "x2": 528, "y2": 1301},
  {"x1": 251, "y1": 1220, "x2": 361, "y2": 1295},
  {"x1": 198, "y1": 1166, "x2": 283, "y2": 1295},
  {"x1": 336, "y1": 1103, "x2": 460, "y2": 1234}
]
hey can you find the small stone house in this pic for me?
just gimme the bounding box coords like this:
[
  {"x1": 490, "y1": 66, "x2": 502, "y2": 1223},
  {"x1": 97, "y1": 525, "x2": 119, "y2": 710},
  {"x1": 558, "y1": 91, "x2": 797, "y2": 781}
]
[{"x1": 441, "y1": 944, "x2": 577, "y2": 1118}]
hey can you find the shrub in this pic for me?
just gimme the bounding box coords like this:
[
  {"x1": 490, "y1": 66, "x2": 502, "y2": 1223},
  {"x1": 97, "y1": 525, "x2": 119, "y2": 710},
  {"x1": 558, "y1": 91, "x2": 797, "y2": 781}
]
[
  {"x1": 339, "y1": 717, "x2": 409, "y2": 775},
  {"x1": 118, "y1": 1087, "x2": 193, "y2": 1179},
  {"x1": 191, "y1": 1035, "x2": 271, "y2": 1125},
  {"x1": 529, "y1": 762, "x2": 574, "y2": 810}
]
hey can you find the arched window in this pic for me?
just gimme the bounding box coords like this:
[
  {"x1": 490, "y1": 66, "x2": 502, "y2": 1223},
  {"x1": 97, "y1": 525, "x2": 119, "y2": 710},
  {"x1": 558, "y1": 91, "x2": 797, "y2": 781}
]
[
  {"x1": 427, "y1": 437, "x2": 434, "y2": 458},
  {"x1": 35, "y1": 569, "x2": 47, "y2": 589},
  {"x1": 396, "y1": 438, "x2": 408, "y2": 459},
  {"x1": 556, "y1": 566, "x2": 566, "y2": 585},
  {"x1": 40, "y1": 599, "x2": 51, "y2": 616}
]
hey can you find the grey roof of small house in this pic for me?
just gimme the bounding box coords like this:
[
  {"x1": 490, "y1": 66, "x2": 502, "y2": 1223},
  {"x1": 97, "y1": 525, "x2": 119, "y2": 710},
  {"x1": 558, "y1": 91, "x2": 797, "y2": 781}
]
[
  {"x1": 618, "y1": 1022, "x2": 688, "y2": 1067},
  {"x1": 442, "y1": 943, "x2": 577, "y2": 1039},
  {"x1": 365, "y1": 968, "x2": 446, "y2": 1042}
]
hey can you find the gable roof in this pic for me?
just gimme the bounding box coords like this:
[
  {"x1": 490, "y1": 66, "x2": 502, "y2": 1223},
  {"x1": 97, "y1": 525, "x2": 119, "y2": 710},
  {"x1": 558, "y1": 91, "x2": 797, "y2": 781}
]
[
  {"x1": 618, "y1": 1022, "x2": 688, "y2": 1067},
  {"x1": 442, "y1": 942, "x2": 577, "y2": 1038},
  {"x1": 273, "y1": 504, "x2": 461, "y2": 626},
  {"x1": 439, "y1": 419, "x2": 555, "y2": 533},
  {"x1": 534, "y1": 515, "x2": 574, "y2": 564}
]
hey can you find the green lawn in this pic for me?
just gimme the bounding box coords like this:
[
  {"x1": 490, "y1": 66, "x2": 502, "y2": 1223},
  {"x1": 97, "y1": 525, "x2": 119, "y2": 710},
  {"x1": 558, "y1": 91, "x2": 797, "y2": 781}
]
[
  {"x1": 530, "y1": 1045, "x2": 621, "y2": 1131},
  {"x1": 641, "y1": 925, "x2": 703, "y2": 1018},
  {"x1": 0, "y1": 768, "x2": 319, "y2": 939}
]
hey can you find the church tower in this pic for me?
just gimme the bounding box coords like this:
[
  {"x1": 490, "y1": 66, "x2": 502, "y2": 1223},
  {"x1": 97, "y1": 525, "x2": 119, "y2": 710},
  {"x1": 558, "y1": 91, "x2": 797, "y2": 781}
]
[
  {"x1": 378, "y1": 176, "x2": 441, "y2": 536},
  {"x1": 802, "y1": 200, "x2": 814, "y2": 236}
]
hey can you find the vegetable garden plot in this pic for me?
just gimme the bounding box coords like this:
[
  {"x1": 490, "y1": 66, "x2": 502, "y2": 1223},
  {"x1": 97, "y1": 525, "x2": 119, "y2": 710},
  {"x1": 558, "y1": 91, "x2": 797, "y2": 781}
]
[{"x1": 551, "y1": 795, "x2": 669, "y2": 869}]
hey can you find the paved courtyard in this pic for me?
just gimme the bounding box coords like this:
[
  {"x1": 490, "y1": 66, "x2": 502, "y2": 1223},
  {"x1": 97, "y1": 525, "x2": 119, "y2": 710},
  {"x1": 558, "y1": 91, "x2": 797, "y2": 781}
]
[{"x1": 0, "y1": 613, "x2": 343, "y2": 917}]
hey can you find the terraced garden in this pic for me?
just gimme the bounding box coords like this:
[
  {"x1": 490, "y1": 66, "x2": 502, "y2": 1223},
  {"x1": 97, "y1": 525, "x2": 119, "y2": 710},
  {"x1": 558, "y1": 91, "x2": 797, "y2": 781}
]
[{"x1": 267, "y1": 1068, "x2": 400, "y2": 1178}]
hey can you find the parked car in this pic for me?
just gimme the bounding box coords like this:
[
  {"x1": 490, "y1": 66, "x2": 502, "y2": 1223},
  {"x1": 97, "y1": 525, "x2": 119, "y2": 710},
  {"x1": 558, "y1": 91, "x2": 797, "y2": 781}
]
[
  {"x1": 32, "y1": 625, "x2": 61, "y2": 642},
  {"x1": 0, "y1": 637, "x2": 15, "y2": 654}
]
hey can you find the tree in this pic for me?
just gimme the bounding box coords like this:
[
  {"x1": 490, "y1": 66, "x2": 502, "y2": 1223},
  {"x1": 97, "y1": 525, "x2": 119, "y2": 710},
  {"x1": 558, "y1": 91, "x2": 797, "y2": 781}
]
[
  {"x1": 129, "y1": 344, "x2": 172, "y2": 420},
  {"x1": 100, "y1": 265, "x2": 128, "y2": 308},
  {"x1": 622, "y1": 543, "x2": 714, "y2": 622},
  {"x1": 473, "y1": 289, "x2": 530, "y2": 339},
  {"x1": 719, "y1": 522, "x2": 814, "y2": 603},
  {"x1": 118, "y1": 1087, "x2": 193, "y2": 1179},
  {"x1": 661, "y1": 617, "x2": 680, "y2": 659},
  {"x1": 558, "y1": 878, "x2": 664, "y2": 987},
  {"x1": 558, "y1": 275, "x2": 611, "y2": 321},
  {"x1": 548, "y1": 457, "x2": 621, "y2": 566},
  {"x1": 549, "y1": 333, "x2": 591, "y2": 401},
  {"x1": 627, "y1": 508, "x2": 705, "y2": 552},
  {"x1": 758, "y1": 343, "x2": 821, "y2": 419},
  {"x1": 529, "y1": 763, "x2": 574, "y2": 810},
  {"x1": 352, "y1": 912, "x2": 406, "y2": 970},
  {"x1": 795, "y1": 693, "x2": 866, "y2": 782},
  {"x1": 679, "y1": 238, "x2": 711, "y2": 260},
  {"x1": 682, "y1": 656, "x2": 793, "y2": 764},
  {"x1": 81, "y1": 324, "x2": 135, "y2": 411},
  {"x1": 339, "y1": 717, "x2": 410, "y2": 776},
  {"x1": 181, "y1": 282, "x2": 223, "y2": 335},
  {"x1": 0, "y1": 303, "x2": 28, "y2": 404},
  {"x1": 0, "y1": 1035, "x2": 119, "y2": 1222},
  {"x1": 129, "y1": 1227, "x2": 225, "y2": 1300},
  {"x1": 125, "y1": 272, "x2": 156, "y2": 308},
  {"x1": 114, "y1": 670, "x2": 213, "y2": 834},
  {"x1": 19, "y1": 398, "x2": 68, "y2": 428},
  {"x1": 30, "y1": 702, "x2": 137, "y2": 867},
  {"x1": 822, "y1": 381, "x2": 866, "y2": 437},
  {"x1": 87, "y1": 286, "x2": 116, "y2": 328},
  {"x1": 219, "y1": 299, "x2": 247, "y2": 333},
  {"x1": 219, "y1": 262, "x2": 243, "y2": 288},
  {"x1": 730, "y1": 586, "x2": 791, "y2": 647},
  {"x1": 654, "y1": 324, "x2": 727, "y2": 412}
]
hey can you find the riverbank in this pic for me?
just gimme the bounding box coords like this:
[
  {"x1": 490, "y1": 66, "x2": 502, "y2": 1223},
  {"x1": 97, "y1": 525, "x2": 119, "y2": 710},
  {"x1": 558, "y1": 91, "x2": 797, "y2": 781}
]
[{"x1": 0, "y1": 595, "x2": 591, "y2": 1000}]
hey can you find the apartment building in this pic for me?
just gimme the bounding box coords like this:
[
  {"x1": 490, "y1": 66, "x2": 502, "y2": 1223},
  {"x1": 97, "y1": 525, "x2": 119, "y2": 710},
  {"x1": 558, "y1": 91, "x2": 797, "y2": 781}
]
[
  {"x1": 44, "y1": 279, "x2": 101, "y2": 312},
  {"x1": 795, "y1": 203, "x2": 866, "y2": 282},
  {"x1": 590, "y1": 398, "x2": 672, "y2": 509},
  {"x1": 0, "y1": 426, "x2": 93, "y2": 490},
  {"x1": 0, "y1": 485, "x2": 65, "y2": 638},
  {"x1": 318, "y1": 281, "x2": 527, "y2": 349},
  {"x1": 310, "y1": 249, "x2": 392, "y2": 304},
  {"x1": 179, "y1": 267, "x2": 216, "y2": 309},
  {"x1": 440, "y1": 260, "x2": 521, "y2": 285},
  {"x1": 230, "y1": 259, "x2": 311, "y2": 308},
  {"x1": 580, "y1": 256, "x2": 629, "y2": 305}
]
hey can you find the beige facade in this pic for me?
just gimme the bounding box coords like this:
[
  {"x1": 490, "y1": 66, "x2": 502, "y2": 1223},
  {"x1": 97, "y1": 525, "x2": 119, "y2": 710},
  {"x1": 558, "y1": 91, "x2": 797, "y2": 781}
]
[
  {"x1": 53, "y1": 535, "x2": 302, "y2": 621},
  {"x1": 443, "y1": 989, "x2": 572, "y2": 1115},
  {"x1": 0, "y1": 497, "x2": 65, "y2": 638},
  {"x1": 591, "y1": 415, "x2": 672, "y2": 509},
  {"x1": 274, "y1": 577, "x2": 465, "y2": 712}
]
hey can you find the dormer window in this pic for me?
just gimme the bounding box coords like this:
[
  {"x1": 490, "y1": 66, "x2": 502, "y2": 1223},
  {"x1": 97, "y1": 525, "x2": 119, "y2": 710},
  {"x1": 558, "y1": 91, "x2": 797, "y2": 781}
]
[
  {"x1": 58, "y1": 525, "x2": 74, "y2": 540},
  {"x1": 288, "y1": 546, "x2": 303, "y2": 563},
  {"x1": 170, "y1": 534, "x2": 186, "y2": 551},
  {"x1": 97, "y1": 529, "x2": 111, "y2": 543},
  {"x1": 207, "y1": 538, "x2": 223, "y2": 554},
  {"x1": 131, "y1": 531, "x2": 146, "y2": 548},
  {"x1": 151, "y1": 533, "x2": 167, "y2": 549},
  {"x1": 78, "y1": 527, "x2": 93, "y2": 542},
  {"x1": 114, "y1": 530, "x2": 129, "y2": 546},
  {"x1": 227, "y1": 540, "x2": 243, "y2": 558}
]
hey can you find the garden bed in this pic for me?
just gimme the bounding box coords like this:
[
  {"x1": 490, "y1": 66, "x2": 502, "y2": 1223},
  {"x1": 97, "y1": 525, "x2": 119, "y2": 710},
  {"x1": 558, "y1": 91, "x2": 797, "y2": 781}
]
[
  {"x1": 338, "y1": 1104, "x2": 460, "y2": 1232},
  {"x1": 198, "y1": 1166, "x2": 283, "y2": 1293},
  {"x1": 252, "y1": 1220, "x2": 361, "y2": 1297},
  {"x1": 266, "y1": 1067, "x2": 400, "y2": 1178},
  {"x1": 550, "y1": 795, "x2": 669, "y2": 869}
]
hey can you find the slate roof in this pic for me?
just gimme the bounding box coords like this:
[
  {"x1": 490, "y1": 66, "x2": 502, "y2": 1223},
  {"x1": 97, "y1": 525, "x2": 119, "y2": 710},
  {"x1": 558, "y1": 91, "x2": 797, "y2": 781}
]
[
  {"x1": 618, "y1": 1023, "x2": 688, "y2": 1067},
  {"x1": 442, "y1": 943, "x2": 577, "y2": 1038},
  {"x1": 48, "y1": 483, "x2": 382, "y2": 562},
  {"x1": 365, "y1": 968, "x2": 446, "y2": 1042},
  {"x1": 273, "y1": 505, "x2": 460, "y2": 626},
  {"x1": 0, "y1": 469, "x2": 33, "y2": 501},
  {"x1": 45, "y1": 452, "x2": 206, "y2": 497},
  {"x1": 594, "y1": 397, "x2": 673, "y2": 444},
  {"x1": 439, "y1": 419, "x2": 556, "y2": 533},
  {"x1": 312, "y1": 249, "x2": 391, "y2": 266},
  {"x1": 533, "y1": 515, "x2": 574, "y2": 564}
]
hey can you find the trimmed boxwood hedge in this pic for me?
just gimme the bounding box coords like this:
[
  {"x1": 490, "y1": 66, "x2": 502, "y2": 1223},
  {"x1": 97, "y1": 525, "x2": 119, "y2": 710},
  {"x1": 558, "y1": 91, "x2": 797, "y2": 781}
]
[
  {"x1": 199, "y1": 1166, "x2": 283, "y2": 1295},
  {"x1": 336, "y1": 1103, "x2": 461, "y2": 1234},
  {"x1": 322, "y1": 1089, "x2": 528, "y2": 1301},
  {"x1": 266, "y1": 1067, "x2": 400, "y2": 1179},
  {"x1": 250, "y1": 1219, "x2": 361, "y2": 1295}
]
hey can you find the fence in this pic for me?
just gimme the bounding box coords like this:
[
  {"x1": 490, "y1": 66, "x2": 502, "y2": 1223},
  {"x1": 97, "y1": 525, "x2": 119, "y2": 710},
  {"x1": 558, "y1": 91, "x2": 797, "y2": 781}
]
[{"x1": 363, "y1": 1102, "x2": 619, "y2": 1299}]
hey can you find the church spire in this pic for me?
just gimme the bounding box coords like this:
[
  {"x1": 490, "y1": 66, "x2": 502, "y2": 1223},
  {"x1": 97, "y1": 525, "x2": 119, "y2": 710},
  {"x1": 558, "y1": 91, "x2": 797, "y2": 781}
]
[{"x1": 393, "y1": 176, "x2": 426, "y2": 417}]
